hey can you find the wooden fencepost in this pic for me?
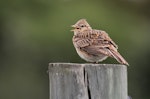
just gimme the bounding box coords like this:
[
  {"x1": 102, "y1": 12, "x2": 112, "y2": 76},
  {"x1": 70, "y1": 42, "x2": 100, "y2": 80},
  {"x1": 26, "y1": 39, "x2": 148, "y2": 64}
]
[{"x1": 48, "y1": 63, "x2": 127, "y2": 99}]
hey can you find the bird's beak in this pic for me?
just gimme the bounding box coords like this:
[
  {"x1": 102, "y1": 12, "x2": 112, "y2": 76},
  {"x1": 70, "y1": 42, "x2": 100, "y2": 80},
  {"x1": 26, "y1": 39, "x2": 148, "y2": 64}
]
[
  {"x1": 70, "y1": 25, "x2": 76, "y2": 32},
  {"x1": 71, "y1": 25, "x2": 76, "y2": 28}
]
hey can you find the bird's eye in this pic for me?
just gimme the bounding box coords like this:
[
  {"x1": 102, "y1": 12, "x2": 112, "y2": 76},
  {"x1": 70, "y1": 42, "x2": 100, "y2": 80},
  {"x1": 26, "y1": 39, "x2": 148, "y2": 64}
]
[{"x1": 81, "y1": 25, "x2": 85, "y2": 27}]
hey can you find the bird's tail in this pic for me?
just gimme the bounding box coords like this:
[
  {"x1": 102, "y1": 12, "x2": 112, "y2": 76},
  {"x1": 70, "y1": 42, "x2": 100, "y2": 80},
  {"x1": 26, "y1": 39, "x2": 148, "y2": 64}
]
[{"x1": 109, "y1": 50, "x2": 129, "y2": 66}]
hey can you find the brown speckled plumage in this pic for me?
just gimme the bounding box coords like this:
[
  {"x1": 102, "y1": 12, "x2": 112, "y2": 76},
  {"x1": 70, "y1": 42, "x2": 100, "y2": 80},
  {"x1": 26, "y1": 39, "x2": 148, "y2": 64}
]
[{"x1": 71, "y1": 19, "x2": 129, "y2": 66}]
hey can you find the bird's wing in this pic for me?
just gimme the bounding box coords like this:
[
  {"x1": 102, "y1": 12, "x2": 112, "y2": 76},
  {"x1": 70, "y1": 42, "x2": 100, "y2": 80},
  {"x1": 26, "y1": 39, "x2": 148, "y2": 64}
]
[
  {"x1": 81, "y1": 30, "x2": 128, "y2": 65},
  {"x1": 73, "y1": 30, "x2": 116, "y2": 56},
  {"x1": 73, "y1": 36, "x2": 92, "y2": 48},
  {"x1": 73, "y1": 30, "x2": 128, "y2": 65},
  {"x1": 77, "y1": 30, "x2": 116, "y2": 51},
  {"x1": 81, "y1": 45, "x2": 112, "y2": 57},
  {"x1": 92, "y1": 30, "x2": 118, "y2": 49}
]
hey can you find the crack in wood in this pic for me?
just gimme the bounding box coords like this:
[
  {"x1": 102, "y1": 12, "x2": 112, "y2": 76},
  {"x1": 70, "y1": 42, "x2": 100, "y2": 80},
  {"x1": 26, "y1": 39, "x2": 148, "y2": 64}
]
[
  {"x1": 84, "y1": 67, "x2": 91, "y2": 99},
  {"x1": 48, "y1": 63, "x2": 127, "y2": 99}
]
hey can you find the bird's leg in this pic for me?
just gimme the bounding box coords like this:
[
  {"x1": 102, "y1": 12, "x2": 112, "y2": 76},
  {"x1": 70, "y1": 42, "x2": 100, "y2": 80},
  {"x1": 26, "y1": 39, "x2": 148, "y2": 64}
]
[{"x1": 93, "y1": 62, "x2": 99, "y2": 64}]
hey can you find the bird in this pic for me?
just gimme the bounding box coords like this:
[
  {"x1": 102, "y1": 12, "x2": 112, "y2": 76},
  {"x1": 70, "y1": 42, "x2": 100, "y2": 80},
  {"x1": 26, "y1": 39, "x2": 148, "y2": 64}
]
[{"x1": 71, "y1": 19, "x2": 129, "y2": 66}]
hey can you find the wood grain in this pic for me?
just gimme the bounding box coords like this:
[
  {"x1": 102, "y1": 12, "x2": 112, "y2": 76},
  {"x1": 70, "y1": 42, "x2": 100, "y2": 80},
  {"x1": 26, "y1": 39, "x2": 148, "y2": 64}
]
[{"x1": 48, "y1": 63, "x2": 127, "y2": 99}]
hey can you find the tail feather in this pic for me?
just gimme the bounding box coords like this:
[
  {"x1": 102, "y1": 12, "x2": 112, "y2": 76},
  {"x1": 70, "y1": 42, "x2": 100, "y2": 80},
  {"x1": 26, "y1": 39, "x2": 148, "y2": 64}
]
[{"x1": 109, "y1": 50, "x2": 129, "y2": 66}]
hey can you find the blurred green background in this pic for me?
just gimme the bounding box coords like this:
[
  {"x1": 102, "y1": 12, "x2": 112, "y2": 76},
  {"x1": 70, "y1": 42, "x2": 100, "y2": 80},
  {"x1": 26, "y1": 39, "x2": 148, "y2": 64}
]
[{"x1": 0, "y1": 0, "x2": 150, "y2": 99}]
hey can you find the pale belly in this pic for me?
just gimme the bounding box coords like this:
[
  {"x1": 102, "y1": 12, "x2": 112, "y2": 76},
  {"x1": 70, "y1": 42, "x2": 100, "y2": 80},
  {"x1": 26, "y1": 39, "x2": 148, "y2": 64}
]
[{"x1": 75, "y1": 47, "x2": 108, "y2": 63}]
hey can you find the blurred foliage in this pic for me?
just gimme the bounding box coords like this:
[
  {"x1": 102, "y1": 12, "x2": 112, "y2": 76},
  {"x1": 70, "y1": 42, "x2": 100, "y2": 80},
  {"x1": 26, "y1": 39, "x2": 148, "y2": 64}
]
[{"x1": 0, "y1": 0, "x2": 150, "y2": 99}]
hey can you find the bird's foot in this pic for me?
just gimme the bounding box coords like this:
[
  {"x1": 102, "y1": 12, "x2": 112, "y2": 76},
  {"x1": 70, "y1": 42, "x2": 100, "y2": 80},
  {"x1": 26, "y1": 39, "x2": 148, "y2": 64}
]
[{"x1": 93, "y1": 62, "x2": 99, "y2": 64}]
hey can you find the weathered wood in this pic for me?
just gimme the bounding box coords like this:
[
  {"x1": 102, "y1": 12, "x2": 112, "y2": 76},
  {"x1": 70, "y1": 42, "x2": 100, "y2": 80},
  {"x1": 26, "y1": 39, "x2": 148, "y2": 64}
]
[{"x1": 48, "y1": 63, "x2": 127, "y2": 99}]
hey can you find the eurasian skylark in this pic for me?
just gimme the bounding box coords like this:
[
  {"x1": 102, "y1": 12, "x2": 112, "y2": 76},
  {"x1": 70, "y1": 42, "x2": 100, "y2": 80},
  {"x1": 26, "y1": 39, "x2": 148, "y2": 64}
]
[{"x1": 71, "y1": 19, "x2": 129, "y2": 66}]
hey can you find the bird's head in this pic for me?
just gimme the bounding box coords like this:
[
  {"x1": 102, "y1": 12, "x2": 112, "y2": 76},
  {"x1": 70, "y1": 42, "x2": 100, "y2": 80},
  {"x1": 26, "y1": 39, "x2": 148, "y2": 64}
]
[{"x1": 71, "y1": 19, "x2": 92, "y2": 34}]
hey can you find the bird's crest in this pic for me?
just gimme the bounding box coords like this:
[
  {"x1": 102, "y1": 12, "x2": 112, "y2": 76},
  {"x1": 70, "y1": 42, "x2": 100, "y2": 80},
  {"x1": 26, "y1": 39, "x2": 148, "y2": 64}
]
[{"x1": 74, "y1": 19, "x2": 91, "y2": 27}]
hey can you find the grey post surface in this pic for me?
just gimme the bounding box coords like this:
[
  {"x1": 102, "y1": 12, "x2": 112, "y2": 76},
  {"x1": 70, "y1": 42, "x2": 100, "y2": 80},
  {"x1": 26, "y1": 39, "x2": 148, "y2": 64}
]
[{"x1": 48, "y1": 63, "x2": 127, "y2": 99}]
